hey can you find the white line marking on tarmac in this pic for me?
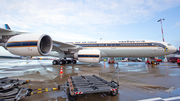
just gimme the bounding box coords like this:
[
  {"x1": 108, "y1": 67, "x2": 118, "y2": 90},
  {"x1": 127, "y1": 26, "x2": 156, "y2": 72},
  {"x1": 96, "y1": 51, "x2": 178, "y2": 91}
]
[
  {"x1": 163, "y1": 96, "x2": 180, "y2": 101},
  {"x1": 138, "y1": 97, "x2": 163, "y2": 101},
  {"x1": 138, "y1": 96, "x2": 180, "y2": 101}
]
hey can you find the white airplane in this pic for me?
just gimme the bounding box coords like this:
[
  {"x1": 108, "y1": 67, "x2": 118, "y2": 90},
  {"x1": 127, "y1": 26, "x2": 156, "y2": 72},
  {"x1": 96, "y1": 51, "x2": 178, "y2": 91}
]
[{"x1": 0, "y1": 24, "x2": 177, "y2": 65}]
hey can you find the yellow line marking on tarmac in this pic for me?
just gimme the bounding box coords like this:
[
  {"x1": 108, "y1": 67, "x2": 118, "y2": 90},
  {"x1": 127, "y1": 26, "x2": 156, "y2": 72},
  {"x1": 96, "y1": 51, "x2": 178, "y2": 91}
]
[{"x1": 45, "y1": 88, "x2": 48, "y2": 92}]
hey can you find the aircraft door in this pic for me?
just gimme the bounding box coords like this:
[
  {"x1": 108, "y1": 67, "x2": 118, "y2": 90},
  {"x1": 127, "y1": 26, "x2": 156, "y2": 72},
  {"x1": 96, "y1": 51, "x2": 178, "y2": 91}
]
[{"x1": 111, "y1": 41, "x2": 116, "y2": 49}]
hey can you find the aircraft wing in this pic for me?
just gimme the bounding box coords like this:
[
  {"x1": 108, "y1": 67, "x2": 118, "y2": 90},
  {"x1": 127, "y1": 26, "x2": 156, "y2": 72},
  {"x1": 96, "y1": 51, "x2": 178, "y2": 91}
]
[
  {"x1": 0, "y1": 28, "x2": 25, "y2": 45},
  {"x1": 0, "y1": 28, "x2": 19, "y2": 35},
  {"x1": 52, "y1": 40, "x2": 82, "y2": 52},
  {"x1": 0, "y1": 28, "x2": 12, "y2": 33}
]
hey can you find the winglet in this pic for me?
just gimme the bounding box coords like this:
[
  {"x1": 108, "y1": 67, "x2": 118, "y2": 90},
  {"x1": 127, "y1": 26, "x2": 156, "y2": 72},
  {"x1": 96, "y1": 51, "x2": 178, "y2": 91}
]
[{"x1": 4, "y1": 24, "x2": 11, "y2": 30}]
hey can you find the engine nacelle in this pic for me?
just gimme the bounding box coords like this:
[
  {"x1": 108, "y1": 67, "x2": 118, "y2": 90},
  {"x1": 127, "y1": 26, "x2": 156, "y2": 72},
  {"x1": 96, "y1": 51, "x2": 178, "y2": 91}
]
[
  {"x1": 74, "y1": 50, "x2": 101, "y2": 63},
  {"x1": 5, "y1": 34, "x2": 52, "y2": 56}
]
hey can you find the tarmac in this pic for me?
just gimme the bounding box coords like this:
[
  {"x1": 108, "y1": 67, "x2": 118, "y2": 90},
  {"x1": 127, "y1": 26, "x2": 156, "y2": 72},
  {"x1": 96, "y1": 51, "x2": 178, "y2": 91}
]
[{"x1": 0, "y1": 59, "x2": 180, "y2": 101}]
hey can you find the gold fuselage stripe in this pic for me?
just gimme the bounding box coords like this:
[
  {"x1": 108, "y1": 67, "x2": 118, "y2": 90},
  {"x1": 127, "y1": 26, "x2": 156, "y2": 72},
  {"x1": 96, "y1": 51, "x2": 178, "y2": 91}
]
[
  {"x1": 7, "y1": 46, "x2": 37, "y2": 48},
  {"x1": 7, "y1": 40, "x2": 38, "y2": 43}
]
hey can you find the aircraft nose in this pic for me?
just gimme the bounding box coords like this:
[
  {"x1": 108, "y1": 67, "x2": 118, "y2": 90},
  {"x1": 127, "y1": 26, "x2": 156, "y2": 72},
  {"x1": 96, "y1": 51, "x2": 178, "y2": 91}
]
[{"x1": 169, "y1": 46, "x2": 177, "y2": 54}]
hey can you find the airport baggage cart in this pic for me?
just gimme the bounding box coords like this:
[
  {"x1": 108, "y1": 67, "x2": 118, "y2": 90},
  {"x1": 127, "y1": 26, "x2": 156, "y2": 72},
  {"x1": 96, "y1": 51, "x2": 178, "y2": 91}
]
[{"x1": 66, "y1": 75, "x2": 119, "y2": 101}]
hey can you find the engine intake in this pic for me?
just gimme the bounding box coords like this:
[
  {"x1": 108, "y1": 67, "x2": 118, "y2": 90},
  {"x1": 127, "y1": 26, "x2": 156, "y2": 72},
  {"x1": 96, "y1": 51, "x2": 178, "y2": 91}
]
[{"x1": 5, "y1": 34, "x2": 52, "y2": 56}]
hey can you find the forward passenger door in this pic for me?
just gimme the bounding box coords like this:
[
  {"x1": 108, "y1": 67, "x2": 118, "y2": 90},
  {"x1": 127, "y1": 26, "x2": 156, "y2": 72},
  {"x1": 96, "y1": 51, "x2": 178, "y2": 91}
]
[{"x1": 111, "y1": 41, "x2": 116, "y2": 49}]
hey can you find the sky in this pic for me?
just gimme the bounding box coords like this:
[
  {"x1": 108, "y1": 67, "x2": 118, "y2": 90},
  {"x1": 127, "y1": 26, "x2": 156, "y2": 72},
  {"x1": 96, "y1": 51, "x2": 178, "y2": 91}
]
[{"x1": 0, "y1": 0, "x2": 180, "y2": 56}]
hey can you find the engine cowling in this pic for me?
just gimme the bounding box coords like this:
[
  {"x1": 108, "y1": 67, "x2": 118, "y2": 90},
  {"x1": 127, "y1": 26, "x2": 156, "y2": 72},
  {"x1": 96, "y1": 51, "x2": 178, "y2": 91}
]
[
  {"x1": 74, "y1": 50, "x2": 101, "y2": 63},
  {"x1": 5, "y1": 34, "x2": 52, "y2": 56}
]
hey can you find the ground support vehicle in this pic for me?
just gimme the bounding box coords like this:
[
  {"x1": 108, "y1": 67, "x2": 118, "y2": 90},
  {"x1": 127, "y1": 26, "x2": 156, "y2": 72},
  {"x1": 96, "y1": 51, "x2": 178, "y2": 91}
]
[{"x1": 177, "y1": 59, "x2": 180, "y2": 66}]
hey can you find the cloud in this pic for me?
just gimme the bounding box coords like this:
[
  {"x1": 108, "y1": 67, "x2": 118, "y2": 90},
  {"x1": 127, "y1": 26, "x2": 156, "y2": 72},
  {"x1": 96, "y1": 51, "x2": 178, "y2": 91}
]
[
  {"x1": 0, "y1": 0, "x2": 180, "y2": 41},
  {"x1": 145, "y1": 0, "x2": 180, "y2": 11},
  {"x1": 174, "y1": 22, "x2": 180, "y2": 27},
  {"x1": 172, "y1": 22, "x2": 180, "y2": 30},
  {"x1": 50, "y1": 32, "x2": 94, "y2": 42}
]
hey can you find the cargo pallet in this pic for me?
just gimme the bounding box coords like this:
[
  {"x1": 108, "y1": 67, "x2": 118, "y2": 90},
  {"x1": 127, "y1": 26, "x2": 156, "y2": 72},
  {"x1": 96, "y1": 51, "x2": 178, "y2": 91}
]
[
  {"x1": 0, "y1": 77, "x2": 31, "y2": 101},
  {"x1": 0, "y1": 77, "x2": 59, "y2": 101},
  {"x1": 65, "y1": 74, "x2": 119, "y2": 101}
]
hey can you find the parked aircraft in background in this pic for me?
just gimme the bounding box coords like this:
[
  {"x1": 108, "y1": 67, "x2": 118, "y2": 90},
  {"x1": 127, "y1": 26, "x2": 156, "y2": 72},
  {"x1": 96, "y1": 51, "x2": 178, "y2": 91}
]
[{"x1": 0, "y1": 24, "x2": 177, "y2": 65}]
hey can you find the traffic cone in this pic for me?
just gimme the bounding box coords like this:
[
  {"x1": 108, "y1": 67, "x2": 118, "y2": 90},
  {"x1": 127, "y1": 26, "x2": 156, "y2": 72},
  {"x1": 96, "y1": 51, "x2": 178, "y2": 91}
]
[{"x1": 60, "y1": 66, "x2": 63, "y2": 74}]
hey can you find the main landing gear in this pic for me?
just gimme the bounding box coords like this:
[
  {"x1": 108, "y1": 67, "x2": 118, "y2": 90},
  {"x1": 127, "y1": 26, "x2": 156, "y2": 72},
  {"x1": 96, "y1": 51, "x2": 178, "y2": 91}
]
[{"x1": 52, "y1": 59, "x2": 77, "y2": 65}]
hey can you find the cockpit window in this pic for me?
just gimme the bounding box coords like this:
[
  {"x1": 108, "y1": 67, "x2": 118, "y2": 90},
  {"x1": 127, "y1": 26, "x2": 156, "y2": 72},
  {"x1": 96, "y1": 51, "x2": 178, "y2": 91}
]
[{"x1": 168, "y1": 44, "x2": 171, "y2": 46}]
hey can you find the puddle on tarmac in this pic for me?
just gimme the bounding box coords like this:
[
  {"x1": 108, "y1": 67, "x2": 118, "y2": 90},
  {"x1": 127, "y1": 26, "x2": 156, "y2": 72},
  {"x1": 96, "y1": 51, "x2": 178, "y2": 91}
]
[{"x1": 39, "y1": 92, "x2": 120, "y2": 101}]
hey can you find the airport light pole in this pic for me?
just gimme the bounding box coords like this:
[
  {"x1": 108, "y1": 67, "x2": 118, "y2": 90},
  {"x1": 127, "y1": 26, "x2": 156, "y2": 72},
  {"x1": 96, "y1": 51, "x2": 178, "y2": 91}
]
[
  {"x1": 157, "y1": 18, "x2": 165, "y2": 42},
  {"x1": 158, "y1": 18, "x2": 167, "y2": 62}
]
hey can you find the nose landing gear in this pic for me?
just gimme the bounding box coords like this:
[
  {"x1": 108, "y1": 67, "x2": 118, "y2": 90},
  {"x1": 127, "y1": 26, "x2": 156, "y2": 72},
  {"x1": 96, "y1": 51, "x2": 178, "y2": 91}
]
[{"x1": 145, "y1": 57, "x2": 159, "y2": 66}]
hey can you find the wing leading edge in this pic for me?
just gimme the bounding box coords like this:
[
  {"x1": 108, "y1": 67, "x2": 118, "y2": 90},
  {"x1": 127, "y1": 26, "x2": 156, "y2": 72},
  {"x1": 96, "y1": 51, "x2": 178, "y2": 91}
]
[
  {"x1": 52, "y1": 40, "x2": 82, "y2": 52},
  {"x1": 0, "y1": 27, "x2": 13, "y2": 33}
]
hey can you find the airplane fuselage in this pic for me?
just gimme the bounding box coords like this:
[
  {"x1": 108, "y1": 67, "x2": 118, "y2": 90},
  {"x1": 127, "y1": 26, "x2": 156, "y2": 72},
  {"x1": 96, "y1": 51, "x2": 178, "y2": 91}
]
[{"x1": 68, "y1": 40, "x2": 177, "y2": 58}]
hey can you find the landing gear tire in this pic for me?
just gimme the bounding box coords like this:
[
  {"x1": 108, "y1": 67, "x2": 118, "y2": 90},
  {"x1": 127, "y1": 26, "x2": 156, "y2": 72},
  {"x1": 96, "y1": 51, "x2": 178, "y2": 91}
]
[
  {"x1": 72, "y1": 60, "x2": 76, "y2": 64},
  {"x1": 178, "y1": 63, "x2": 180, "y2": 66},
  {"x1": 66, "y1": 60, "x2": 69, "y2": 64},
  {"x1": 151, "y1": 61, "x2": 159, "y2": 65},
  {"x1": 52, "y1": 60, "x2": 58, "y2": 65},
  {"x1": 66, "y1": 60, "x2": 71, "y2": 64},
  {"x1": 59, "y1": 60, "x2": 63, "y2": 65},
  {"x1": 59, "y1": 60, "x2": 65, "y2": 65},
  {"x1": 68, "y1": 92, "x2": 78, "y2": 101},
  {"x1": 110, "y1": 90, "x2": 118, "y2": 96}
]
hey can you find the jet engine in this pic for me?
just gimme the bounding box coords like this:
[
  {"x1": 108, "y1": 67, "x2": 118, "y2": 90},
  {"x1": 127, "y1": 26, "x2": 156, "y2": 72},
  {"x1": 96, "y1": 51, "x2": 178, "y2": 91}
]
[
  {"x1": 5, "y1": 34, "x2": 52, "y2": 56},
  {"x1": 74, "y1": 50, "x2": 101, "y2": 63}
]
